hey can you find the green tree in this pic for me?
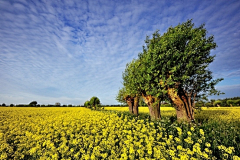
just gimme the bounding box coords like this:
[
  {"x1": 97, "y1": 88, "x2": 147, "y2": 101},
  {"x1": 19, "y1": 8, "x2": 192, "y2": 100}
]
[
  {"x1": 84, "y1": 101, "x2": 91, "y2": 108},
  {"x1": 210, "y1": 99, "x2": 215, "y2": 106},
  {"x1": 120, "y1": 56, "x2": 162, "y2": 119},
  {"x1": 227, "y1": 100, "x2": 234, "y2": 107},
  {"x1": 227, "y1": 99, "x2": 240, "y2": 107},
  {"x1": 116, "y1": 86, "x2": 139, "y2": 115},
  {"x1": 29, "y1": 101, "x2": 37, "y2": 107},
  {"x1": 139, "y1": 96, "x2": 147, "y2": 107},
  {"x1": 213, "y1": 100, "x2": 222, "y2": 107},
  {"x1": 89, "y1": 97, "x2": 101, "y2": 110},
  {"x1": 133, "y1": 19, "x2": 223, "y2": 122},
  {"x1": 121, "y1": 59, "x2": 145, "y2": 116},
  {"x1": 116, "y1": 87, "x2": 128, "y2": 105},
  {"x1": 205, "y1": 102, "x2": 212, "y2": 107}
]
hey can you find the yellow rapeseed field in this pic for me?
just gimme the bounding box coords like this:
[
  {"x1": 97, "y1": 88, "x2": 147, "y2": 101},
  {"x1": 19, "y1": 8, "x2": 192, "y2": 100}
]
[
  {"x1": 106, "y1": 106, "x2": 240, "y2": 121},
  {"x1": 0, "y1": 107, "x2": 239, "y2": 159}
]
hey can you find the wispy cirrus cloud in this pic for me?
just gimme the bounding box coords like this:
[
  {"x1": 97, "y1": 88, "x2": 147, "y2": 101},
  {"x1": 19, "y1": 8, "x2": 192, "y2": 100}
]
[{"x1": 0, "y1": 0, "x2": 239, "y2": 105}]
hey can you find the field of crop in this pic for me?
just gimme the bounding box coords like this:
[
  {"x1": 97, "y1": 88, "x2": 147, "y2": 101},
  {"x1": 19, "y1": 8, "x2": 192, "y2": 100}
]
[
  {"x1": 0, "y1": 107, "x2": 239, "y2": 159},
  {"x1": 105, "y1": 107, "x2": 240, "y2": 122}
]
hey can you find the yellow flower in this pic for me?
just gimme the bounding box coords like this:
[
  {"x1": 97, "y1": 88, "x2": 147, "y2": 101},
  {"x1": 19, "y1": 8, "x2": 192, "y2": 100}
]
[
  {"x1": 205, "y1": 142, "x2": 211, "y2": 148},
  {"x1": 218, "y1": 145, "x2": 227, "y2": 151},
  {"x1": 197, "y1": 139, "x2": 202, "y2": 144},
  {"x1": 184, "y1": 137, "x2": 193, "y2": 144},
  {"x1": 233, "y1": 156, "x2": 240, "y2": 160},
  {"x1": 168, "y1": 149, "x2": 175, "y2": 157},
  {"x1": 177, "y1": 145, "x2": 182, "y2": 151},
  {"x1": 202, "y1": 153, "x2": 208, "y2": 159},
  {"x1": 176, "y1": 127, "x2": 182, "y2": 135},
  {"x1": 199, "y1": 129, "x2": 204, "y2": 136},
  {"x1": 205, "y1": 148, "x2": 210, "y2": 153},
  {"x1": 226, "y1": 147, "x2": 234, "y2": 154},
  {"x1": 187, "y1": 131, "x2": 192, "y2": 136},
  {"x1": 174, "y1": 137, "x2": 181, "y2": 143},
  {"x1": 186, "y1": 149, "x2": 193, "y2": 155},
  {"x1": 129, "y1": 146, "x2": 134, "y2": 154}
]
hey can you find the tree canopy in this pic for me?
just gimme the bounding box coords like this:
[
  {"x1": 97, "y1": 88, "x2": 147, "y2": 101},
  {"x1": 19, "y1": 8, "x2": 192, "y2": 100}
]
[
  {"x1": 29, "y1": 101, "x2": 37, "y2": 107},
  {"x1": 118, "y1": 19, "x2": 224, "y2": 121},
  {"x1": 84, "y1": 100, "x2": 90, "y2": 108}
]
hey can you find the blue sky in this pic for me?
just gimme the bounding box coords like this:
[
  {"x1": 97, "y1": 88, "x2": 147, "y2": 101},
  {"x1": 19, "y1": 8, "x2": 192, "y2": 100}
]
[{"x1": 0, "y1": 0, "x2": 240, "y2": 105}]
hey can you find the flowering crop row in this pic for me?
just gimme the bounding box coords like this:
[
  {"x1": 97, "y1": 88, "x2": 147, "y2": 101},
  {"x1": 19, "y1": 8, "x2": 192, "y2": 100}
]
[
  {"x1": 0, "y1": 107, "x2": 239, "y2": 159},
  {"x1": 105, "y1": 107, "x2": 240, "y2": 121}
]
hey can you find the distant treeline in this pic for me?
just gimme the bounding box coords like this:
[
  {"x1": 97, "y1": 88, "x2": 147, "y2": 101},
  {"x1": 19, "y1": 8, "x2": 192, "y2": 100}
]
[
  {"x1": 0, "y1": 104, "x2": 83, "y2": 107},
  {"x1": 0, "y1": 103, "x2": 173, "y2": 107},
  {"x1": 195, "y1": 97, "x2": 240, "y2": 107},
  {"x1": 1, "y1": 97, "x2": 240, "y2": 107}
]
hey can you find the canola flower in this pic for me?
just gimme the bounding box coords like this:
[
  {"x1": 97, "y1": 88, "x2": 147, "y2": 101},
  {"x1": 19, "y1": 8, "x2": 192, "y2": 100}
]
[
  {"x1": 0, "y1": 107, "x2": 239, "y2": 159},
  {"x1": 106, "y1": 107, "x2": 240, "y2": 121}
]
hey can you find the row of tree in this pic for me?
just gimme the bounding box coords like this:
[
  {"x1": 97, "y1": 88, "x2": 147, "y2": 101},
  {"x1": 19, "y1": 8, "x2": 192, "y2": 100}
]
[
  {"x1": 0, "y1": 102, "x2": 83, "y2": 107},
  {"x1": 116, "y1": 19, "x2": 224, "y2": 122},
  {"x1": 195, "y1": 97, "x2": 240, "y2": 107},
  {"x1": 2, "y1": 97, "x2": 239, "y2": 108}
]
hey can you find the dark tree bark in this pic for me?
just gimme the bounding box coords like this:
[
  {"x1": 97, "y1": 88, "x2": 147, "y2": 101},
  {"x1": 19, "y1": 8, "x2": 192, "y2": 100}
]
[
  {"x1": 133, "y1": 97, "x2": 139, "y2": 116},
  {"x1": 178, "y1": 88, "x2": 195, "y2": 121},
  {"x1": 167, "y1": 87, "x2": 195, "y2": 123},
  {"x1": 126, "y1": 96, "x2": 134, "y2": 114},
  {"x1": 142, "y1": 95, "x2": 161, "y2": 120}
]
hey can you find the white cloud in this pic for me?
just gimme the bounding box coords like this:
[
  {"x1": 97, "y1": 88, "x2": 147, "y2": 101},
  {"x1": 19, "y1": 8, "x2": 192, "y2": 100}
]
[{"x1": 0, "y1": 0, "x2": 240, "y2": 105}]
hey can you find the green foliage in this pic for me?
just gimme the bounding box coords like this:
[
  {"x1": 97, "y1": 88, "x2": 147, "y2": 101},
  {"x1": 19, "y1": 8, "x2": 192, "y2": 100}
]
[
  {"x1": 213, "y1": 100, "x2": 222, "y2": 106},
  {"x1": 29, "y1": 101, "x2": 37, "y2": 107},
  {"x1": 122, "y1": 59, "x2": 142, "y2": 97},
  {"x1": 205, "y1": 102, "x2": 212, "y2": 107},
  {"x1": 227, "y1": 99, "x2": 240, "y2": 106},
  {"x1": 84, "y1": 97, "x2": 102, "y2": 110},
  {"x1": 84, "y1": 100, "x2": 91, "y2": 108},
  {"x1": 139, "y1": 96, "x2": 147, "y2": 106},
  {"x1": 90, "y1": 96, "x2": 101, "y2": 107},
  {"x1": 121, "y1": 19, "x2": 224, "y2": 110},
  {"x1": 207, "y1": 97, "x2": 240, "y2": 107},
  {"x1": 141, "y1": 20, "x2": 223, "y2": 100},
  {"x1": 116, "y1": 87, "x2": 128, "y2": 105}
]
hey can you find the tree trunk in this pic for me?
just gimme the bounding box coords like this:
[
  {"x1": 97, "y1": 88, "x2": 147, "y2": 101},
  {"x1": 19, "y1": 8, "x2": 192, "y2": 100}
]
[
  {"x1": 178, "y1": 89, "x2": 194, "y2": 122},
  {"x1": 167, "y1": 88, "x2": 191, "y2": 122},
  {"x1": 126, "y1": 96, "x2": 134, "y2": 114},
  {"x1": 148, "y1": 102, "x2": 161, "y2": 120},
  {"x1": 142, "y1": 95, "x2": 161, "y2": 120},
  {"x1": 187, "y1": 96, "x2": 194, "y2": 120},
  {"x1": 133, "y1": 97, "x2": 139, "y2": 116}
]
